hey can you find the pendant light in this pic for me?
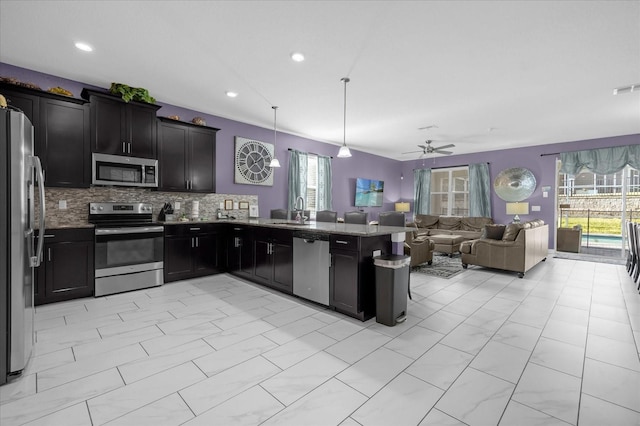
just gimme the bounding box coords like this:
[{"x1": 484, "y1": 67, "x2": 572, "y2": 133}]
[
  {"x1": 269, "y1": 106, "x2": 281, "y2": 168},
  {"x1": 337, "y1": 77, "x2": 352, "y2": 158}
]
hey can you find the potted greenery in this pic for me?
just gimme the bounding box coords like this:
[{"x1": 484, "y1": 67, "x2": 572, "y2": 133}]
[{"x1": 109, "y1": 82, "x2": 156, "y2": 104}]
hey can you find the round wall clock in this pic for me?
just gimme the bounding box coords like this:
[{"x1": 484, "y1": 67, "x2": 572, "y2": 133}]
[{"x1": 234, "y1": 136, "x2": 275, "y2": 186}]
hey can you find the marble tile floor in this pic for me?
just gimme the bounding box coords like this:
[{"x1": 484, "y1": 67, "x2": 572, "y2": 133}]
[{"x1": 2, "y1": 257, "x2": 640, "y2": 426}]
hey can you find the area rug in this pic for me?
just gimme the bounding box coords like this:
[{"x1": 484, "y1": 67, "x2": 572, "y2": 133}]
[{"x1": 412, "y1": 254, "x2": 465, "y2": 279}]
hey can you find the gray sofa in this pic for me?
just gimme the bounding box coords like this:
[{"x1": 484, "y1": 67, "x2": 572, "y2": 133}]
[
  {"x1": 460, "y1": 219, "x2": 549, "y2": 278},
  {"x1": 406, "y1": 215, "x2": 494, "y2": 256}
]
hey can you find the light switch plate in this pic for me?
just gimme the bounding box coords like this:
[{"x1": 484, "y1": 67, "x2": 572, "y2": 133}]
[
  {"x1": 532, "y1": 205, "x2": 541, "y2": 212},
  {"x1": 58, "y1": 200, "x2": 67, "y2": 210},
  {"x1": 373, "y1": 250, "x2": 381, "y2": 257},
  {"x1": 174, "y1": 202, "x2": 181, "y2": 210}
]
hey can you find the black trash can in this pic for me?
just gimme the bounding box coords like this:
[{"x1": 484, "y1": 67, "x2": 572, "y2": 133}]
[{"x1": 374, "y1": 254, "x2": 410, "y2": 326}]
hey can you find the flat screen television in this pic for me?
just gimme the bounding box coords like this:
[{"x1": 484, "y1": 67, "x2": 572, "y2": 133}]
[{"x1": 355, "y1": 177, "x2": 384, "y2": 207}]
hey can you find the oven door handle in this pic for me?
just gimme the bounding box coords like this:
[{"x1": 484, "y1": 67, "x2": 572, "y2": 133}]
[{"x1": 95, "y1": 226, "x2": 164, "y2": 235}]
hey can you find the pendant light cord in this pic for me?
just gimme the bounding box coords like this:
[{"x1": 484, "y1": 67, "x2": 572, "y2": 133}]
[
  {"x1": 342, "y1": 77, "x2": 350, "y2": 146},
  {"x1": 272, "y1": 106, "x2": 278, "y2": 147}
]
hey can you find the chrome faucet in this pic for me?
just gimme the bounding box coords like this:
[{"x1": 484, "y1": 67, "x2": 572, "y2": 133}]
[{"x1": 294, "y1": 196, "x2": 305, "y2": 223}]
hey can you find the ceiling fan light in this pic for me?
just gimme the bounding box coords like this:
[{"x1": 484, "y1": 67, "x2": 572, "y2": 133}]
[
  {"x1": 269, "y1": 158, "x2": 281, "y2": 168},
  {"x1": 338, "y1": 144, "x2": 352, "y2": 158}
]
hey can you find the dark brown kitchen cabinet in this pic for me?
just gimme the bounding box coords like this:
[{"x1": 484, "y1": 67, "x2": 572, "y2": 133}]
[
  {"x1": 82, "y1": 89, "x2": 160, "y2": 158},
  {"x1": 0, "y1": 85, "x2": 39, "y2": 124},
  {"x1": 38, "y1": 98, "x2": 90, "y2": 187},
  {"x1": 0, "y1": 84, "x2": 91, "y2": 187},
  {"x1": 164, "y1": 224, "x2": 223, "y2": 282},
  {"x1": 329, "y1": 234, "x2": 391, "y2": 321},
  {"x1": 253, "y1": 228, "x2": 293, "y2": 294},
  {"x1": 158, "y1": 117, "x2": 218, "y2": 193},
  {"x1": 227, "y1": 225, "x2": 254, "y2": 279},
  {"x1": 35, "y1": 228, "x2": 95, "y2": 305}
]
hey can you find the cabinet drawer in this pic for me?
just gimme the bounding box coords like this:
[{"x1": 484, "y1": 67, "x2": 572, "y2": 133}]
[
  {"x1": 164, "y1": 223, "x2": 220, "y2": 236},
  {"x1": 330, "y1": 234, "x2": 359, "y2": 251},
  {"x1": 39, "y1": 228, "x2": 94, "y2": 243}
]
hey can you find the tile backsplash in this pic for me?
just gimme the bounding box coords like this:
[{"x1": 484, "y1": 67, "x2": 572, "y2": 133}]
[{"x1": 41, "y1": 187, "x2": 258, "y2": 228}]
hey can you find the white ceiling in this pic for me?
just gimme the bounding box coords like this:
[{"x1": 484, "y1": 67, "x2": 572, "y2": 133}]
[{"x1": 1, "y1": 1, "x2": 638, "y2": 160}]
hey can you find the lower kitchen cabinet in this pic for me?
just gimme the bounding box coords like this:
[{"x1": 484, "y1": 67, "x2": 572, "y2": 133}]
[
  {"x1": 164, "y1": 223, "x2": 223, "y2": 282},
  {"x1": 329, "y1": 234, "x2": 391, "y2": 321},
  {"x1": 227, "y1": 225, "x2": 254, "y2": 279},
  {"x1": 35, "y1": 228, "x2": 95, "y2": 305},
  {"x1": 253, "y1": 228, "x2": 293, "y2": 294}
]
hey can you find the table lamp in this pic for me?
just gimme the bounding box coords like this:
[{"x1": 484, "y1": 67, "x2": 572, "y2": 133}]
[{"x1": 506, "y1": 202, "x2": 529, "y2": 223}]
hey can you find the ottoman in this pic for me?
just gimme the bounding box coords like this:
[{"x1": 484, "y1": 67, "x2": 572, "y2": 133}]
[{"x1": 429, "y1": 234, "x2": 466, "y2": 256}]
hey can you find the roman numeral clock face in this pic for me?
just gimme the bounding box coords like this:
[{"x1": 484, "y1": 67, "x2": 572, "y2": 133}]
[{"x1": 234, "y1": 137, "x2": 274, "y2": 186}]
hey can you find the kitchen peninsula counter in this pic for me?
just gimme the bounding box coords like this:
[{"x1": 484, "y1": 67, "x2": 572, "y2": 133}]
[
  {"x1": 163, "y1": 218, "x2": 411, "y2": 237},
  {"x1": 162, "y1": 218, "x2": 406, "y2": 322}
]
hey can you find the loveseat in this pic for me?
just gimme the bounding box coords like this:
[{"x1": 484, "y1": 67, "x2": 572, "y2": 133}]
[
  {"x1": 406, "y1": 215, "x2": 494, "y2": 256},
  {"x1": 460, "y1": 219, "x2": 548, "y2": 278}
]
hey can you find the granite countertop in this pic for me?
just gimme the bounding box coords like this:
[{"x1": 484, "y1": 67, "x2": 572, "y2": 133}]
[
  {"x1": 162, "y1": 218, "x2": 411, "y2": 236},
  {"x1": 41, "y1": 223, "x2": 95, "y2": 230}
]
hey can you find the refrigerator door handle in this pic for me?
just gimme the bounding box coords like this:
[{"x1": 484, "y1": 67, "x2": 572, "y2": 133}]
[{"x1": 31, "y1": 155, "x2": 45, "y2": 267}]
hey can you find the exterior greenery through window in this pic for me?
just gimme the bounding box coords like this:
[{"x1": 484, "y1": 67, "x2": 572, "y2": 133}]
[{"x1": 430, "y1": 166, "x2": 469, "y2": 216}]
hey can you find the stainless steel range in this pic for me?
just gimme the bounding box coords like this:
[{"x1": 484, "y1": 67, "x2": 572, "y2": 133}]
[{"x1": 89, "y1": 202, "x2": 164, "y2": 297}]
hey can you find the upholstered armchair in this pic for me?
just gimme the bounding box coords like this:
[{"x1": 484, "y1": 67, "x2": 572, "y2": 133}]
[{"x1": 405, "y1": 224, "x2": 434, "y2": 267}]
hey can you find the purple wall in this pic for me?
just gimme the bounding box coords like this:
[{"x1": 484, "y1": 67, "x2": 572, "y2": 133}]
[
  {"x1": 0, "y1": 62, "x2": 402, "y2": 220},
  {"x1": 3, "y1": 62, "x2": 638, "y2": 245},
  {"x1": 400, "y1": 133, "x2": 640, "y2": 246}
]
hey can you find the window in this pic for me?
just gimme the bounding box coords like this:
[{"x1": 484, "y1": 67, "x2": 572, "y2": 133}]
[
  {"x1": 306, "y1": 154, "x2": 318, "y2": 213},
  {"x1": 430, "y1": 167, "x2": 469, "y2": 216}
]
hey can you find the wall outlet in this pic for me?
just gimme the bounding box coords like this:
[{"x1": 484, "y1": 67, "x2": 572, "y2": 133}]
[
  {"x1": 532, "y1": 205, "x2": 541, "y2": 212},
  {"x1": 58, "y1": 200, "x2": 67, "y2": 210},
  {"x1": 372, "y1": 249, "x2": 381, "y2": 257},
  {"x1": 174, "y1": 202, "x2": 180, "y2": 210}
]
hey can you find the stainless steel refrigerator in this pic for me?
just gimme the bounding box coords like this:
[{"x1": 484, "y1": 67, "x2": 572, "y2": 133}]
[{"x1": 0, "y1": 108, "x2": 45, "y2": 385}]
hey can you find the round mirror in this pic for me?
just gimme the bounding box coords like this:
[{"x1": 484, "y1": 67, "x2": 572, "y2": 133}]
[{"x1": 493, "y1": 167, "x2": 536, "y2": 201}]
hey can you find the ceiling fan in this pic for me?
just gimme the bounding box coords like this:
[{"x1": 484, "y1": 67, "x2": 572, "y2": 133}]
[{"x1": 402, "y1": 140, "x2": 455, "y2": 157}]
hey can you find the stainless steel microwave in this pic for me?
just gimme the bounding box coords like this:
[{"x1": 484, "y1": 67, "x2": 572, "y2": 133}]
[{"x1": 92, "y1": 153, "x2": 158, "y2": 188}]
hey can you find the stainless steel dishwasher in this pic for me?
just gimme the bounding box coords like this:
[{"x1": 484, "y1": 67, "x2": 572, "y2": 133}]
[{"x1": 293, "y1": 232, "x2": 330, "y2": 306}]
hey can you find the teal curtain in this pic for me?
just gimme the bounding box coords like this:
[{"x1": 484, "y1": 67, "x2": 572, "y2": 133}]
[
  {"x1": 413, "y1": 168, "x2": 431, "y2": 215},
  {"x1": 287, "y1": 150, "x2": 308, "y2": 210},
  {"x1": 317, "y1": 155, "x2": 332, "y2": 210},
  {"x1": 560, "y1": 144, "x2": 640, "y2": 175},
  {"x1": 469, "y1": 163, "x2": 492, "y2": 217}
]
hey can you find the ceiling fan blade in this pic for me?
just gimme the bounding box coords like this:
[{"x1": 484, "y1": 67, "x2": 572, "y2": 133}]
[
  {"x1": 417, "y1": 145, "x2": 427, "y2": 149},
  {"x1": 401, "y1": 150, "x2": 424, "y2": 154},
  {"x1": 435, "y1": 150, "x2": 453, "y2": 155},
  {"x1": 435, "y1": 144, "x2": 455, "y2": 150}
]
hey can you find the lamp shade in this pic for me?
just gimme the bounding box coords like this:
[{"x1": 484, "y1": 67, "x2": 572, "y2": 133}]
[
  {"x1": 506, "y1": 202, "x2": 529, "y2": 215},
  {"x1": 337, "y1": 145, "x2": 352, "y2": 158},
  {"x1": 395, "y1": 202, "x2": 410, "y2": 212}
]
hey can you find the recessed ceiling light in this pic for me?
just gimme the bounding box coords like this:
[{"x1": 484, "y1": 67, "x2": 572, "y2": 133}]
[
  {"x1": 226, "y1": 91, "x2": 238, "y2": 98},
  {"x1": 74, "y1": 42, "x2": 93, "y2": 52},
  {"x1": 290, "y1": 52, "x2": 305, "y2": 62}
]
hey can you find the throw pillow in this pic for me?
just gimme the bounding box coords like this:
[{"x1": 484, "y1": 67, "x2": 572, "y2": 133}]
[
  {"x1": 482, "y1": 224, "x2": 506, "y2": 240},
  {"x1": 414, "y1": 214, "x2": 439, "y2": 229},
  {"x1": 502, "y1": 223, "x2": 525, "y2": 241}
]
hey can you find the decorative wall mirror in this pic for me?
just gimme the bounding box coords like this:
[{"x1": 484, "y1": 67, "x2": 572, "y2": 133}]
[{"x1": 493, "y1": 167, "x2": 536, "y2": 202}]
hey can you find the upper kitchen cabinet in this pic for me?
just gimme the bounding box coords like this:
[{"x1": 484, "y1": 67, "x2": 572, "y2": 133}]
[
  {"x1": 157, "y1": 117, "x2": 218, "y2": 193},
  {"x1": 81, "y1": 88, "x2": 160, "y2": 158},
  {"x1": 0, "y1": 83, "x2": 91, "y2": 187}
]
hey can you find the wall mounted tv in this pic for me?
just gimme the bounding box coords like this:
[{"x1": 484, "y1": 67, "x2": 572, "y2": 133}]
[{"x1": 355, "y1": 178, "x2": 384, "y2": 207}]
